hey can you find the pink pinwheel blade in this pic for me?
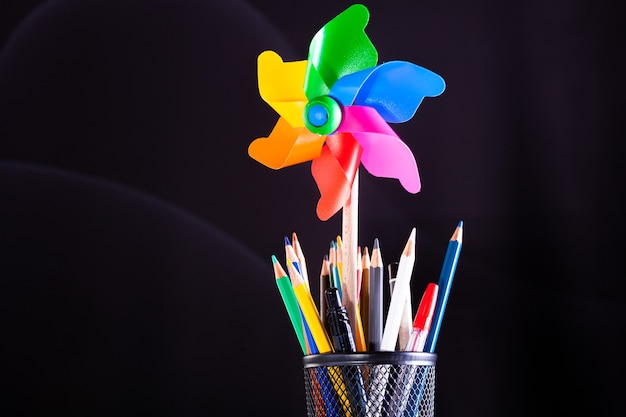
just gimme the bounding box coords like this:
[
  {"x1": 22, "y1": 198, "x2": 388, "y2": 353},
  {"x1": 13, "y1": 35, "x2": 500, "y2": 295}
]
[{"x1": 337, "y1": 106, "x2": 421, "y2": 193}]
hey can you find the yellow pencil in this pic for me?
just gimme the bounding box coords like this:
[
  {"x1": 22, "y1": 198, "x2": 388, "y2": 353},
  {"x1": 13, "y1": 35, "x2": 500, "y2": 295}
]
[
  {"x1": 360, "y1": 245, "x2": 371, "y2": 347},
  {"x1": 352, "y1": 246, "x2": 367, "y2": 352},
  {"x1": 287, "y1": 258, "x2": 333, "y2": 353}
]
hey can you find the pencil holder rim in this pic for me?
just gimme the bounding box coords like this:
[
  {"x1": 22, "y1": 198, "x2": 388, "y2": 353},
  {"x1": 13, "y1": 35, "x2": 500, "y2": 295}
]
[{"x1": 302, "y1": 351, "x2": 437, "y2": 368}]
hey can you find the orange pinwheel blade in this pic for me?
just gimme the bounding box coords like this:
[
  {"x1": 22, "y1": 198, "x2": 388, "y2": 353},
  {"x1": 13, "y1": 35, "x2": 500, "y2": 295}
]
[
  {"x1": 258, "y1": 51, "x2": 308, "y2": 128},
  {"x1": 248, "y1": 117, "x2": 326, "y2": 169}
]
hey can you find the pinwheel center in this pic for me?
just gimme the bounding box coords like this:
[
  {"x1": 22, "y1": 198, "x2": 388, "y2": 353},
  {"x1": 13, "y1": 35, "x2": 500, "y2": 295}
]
[{"x1": 304, "y1": 95, "x2": 342, "y2": 135}]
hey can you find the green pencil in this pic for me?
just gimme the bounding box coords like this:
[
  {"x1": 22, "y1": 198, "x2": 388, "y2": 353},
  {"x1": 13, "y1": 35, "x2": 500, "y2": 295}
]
[{"x1": 272, "y1": 255, "x2": 307, "y2": 354}]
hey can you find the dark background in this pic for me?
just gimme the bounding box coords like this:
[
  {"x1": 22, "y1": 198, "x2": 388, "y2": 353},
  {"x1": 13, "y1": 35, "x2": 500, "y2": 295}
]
[{"x1": 1, "y1": 0, "x2": 623, "y2": 416}]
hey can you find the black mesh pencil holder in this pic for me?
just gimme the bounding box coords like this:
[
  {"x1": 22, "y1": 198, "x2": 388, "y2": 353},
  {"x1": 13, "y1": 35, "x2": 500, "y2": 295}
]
[{"x1": 302, "y1": 352, "x2": 437, "y2": 417}]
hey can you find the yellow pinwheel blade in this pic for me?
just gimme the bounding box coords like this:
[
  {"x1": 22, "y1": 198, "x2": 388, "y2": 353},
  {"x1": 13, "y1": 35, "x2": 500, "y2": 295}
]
[{"x1": 258, "y1": 51, "x2": 308, "y2": 128}]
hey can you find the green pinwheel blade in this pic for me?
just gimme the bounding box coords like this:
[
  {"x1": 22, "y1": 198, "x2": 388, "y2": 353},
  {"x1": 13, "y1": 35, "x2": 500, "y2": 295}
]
[{"x1": 304, "y1": 4, "x2": 378, "y2": 100}]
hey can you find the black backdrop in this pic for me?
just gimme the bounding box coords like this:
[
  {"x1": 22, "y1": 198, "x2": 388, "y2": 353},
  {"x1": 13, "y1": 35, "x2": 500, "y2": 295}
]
[{"x1": 1, "y1": 0, "x2": 623, "y2": 416}]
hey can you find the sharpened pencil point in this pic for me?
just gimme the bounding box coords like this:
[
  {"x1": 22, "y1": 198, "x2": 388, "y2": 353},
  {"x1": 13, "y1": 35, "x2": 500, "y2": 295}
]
[
  {"x1": 451, "y1": 221, "x2": 463, "y2": 243},
  {"x1": 271, "y1": 255, "x2": 288, "y2": 279},
  {"x1": 402, "y1": 228, "x2": 416, "y2": 256}
]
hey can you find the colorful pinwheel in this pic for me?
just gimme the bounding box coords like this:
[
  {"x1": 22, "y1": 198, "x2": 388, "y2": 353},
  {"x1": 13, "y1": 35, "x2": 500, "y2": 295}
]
[{"x1": 248, "y1": 3, "x2": 445, "y2": 221}]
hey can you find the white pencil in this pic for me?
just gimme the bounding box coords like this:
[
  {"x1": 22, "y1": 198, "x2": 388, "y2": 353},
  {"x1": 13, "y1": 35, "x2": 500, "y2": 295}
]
[{"x1": 380, "y1": 227, "x2": 416, "y2": 351}]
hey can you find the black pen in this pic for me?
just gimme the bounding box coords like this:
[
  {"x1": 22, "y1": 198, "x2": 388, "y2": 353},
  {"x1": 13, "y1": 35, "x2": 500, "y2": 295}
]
[
  {"x1": 325, "y1": 287, "x2": 356, "y2": 353},
  {"x1": 325, "y1": 287, "x2": 368, "y2": 415}
]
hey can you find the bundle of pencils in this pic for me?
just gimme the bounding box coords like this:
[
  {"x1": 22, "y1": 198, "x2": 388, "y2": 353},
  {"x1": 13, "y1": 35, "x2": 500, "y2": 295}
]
[{"x1": 270, "y1": 221, "x2": 463, "y2": 356}]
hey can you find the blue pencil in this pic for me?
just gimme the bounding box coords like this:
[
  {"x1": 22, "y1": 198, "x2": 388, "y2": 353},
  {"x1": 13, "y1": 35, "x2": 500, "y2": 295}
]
[
  {"x1": 423, "y1": 220, "x2": 463, "y2": 353},
  {"x1": 402, "y1": 221, "x2": 462, "y2": 417}
]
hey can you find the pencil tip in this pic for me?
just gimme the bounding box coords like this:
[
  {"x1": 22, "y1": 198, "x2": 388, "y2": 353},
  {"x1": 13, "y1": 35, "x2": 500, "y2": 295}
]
[
  {"x1": 451, "y1": 221, "x2": 463, "y2": 242},
  {"x1": 373, "y1": 238, "x2": 380, "y2": 249},
  {"x1": 284, "y1": 236, "x2": 291, "y2": 246},
  {"x1": 271, "y1": 254, "x2": 277, "y2": 263}
]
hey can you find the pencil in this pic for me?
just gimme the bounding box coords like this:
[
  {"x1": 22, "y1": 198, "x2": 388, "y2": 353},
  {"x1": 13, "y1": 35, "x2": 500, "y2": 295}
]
[
  {"x1": 335, "y1": 235, "x2": 343, "y2": 282},
  {"x1": 271, "y1": 255, "x2": 307, "y2": 355},
  {"x1": 365, "y1": 240, "x2": 388, "y2": 416},
  {"x1": 411, "y1": 220, "x2": 462, "y2": 412},
  {"x1": 360, "y1": 245, "x2": 371, "y2": 347},
  {"x1": 339, "y1": 230, "x2": 362, "y2": 353},
  {"x1": 285, "y1": 236, "x2": 304, "y2": 281},
  {"x1": 353, "y1": 303, "x2": 367, "y2": 352},
  {"x1": 292, "y1": 231, "x2": 310, "y2": 289},
  {"x1": 285, "y1": 236, "x2": 316, "y2": 353},
  {"x1": 350, "y1": 245, "x2": 366, "y2": 352},
  {"x1": 387, "y1": 263, "x2": 398, "y2": 349},
  {"x1": 423, "y1": 220, "x2": 463, "y2": 353},
  {"x1": 291, "y1": 259, "x2": 352, "y2": 416},
  {"x1": 329, "y1": 240, "x2": 342, "y2": 300},
  {"x1": 319, "y1": 254, "x2": 331, "y2": 331},
  {"x1": 368, "y1": 238, "x2": 384, "y2": 351},
  {"x1": 380, "y1": 227, "x2": 416, "y2": 351},
  {"x1": 287, "y1": 258, "x2": 334, "y2": 354},
  {"x1": 356, "y1": 245, "x2": 362, "y2": 304},
  {"x1": 389, "y1": 259, "x2": 414, "y2": 350}
]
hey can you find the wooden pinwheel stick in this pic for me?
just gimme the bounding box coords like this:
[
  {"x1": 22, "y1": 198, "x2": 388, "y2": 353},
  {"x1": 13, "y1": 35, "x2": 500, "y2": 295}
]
[{"x1": 341, "y1": 169, "x2": 362, "y2": 349}]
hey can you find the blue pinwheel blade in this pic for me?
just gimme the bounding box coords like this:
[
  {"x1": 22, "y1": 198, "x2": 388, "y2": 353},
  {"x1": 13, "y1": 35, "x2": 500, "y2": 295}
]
[
  {"x1": 328, "y1": 67, "x2": 376, "y2": 106},
  {"x1": 330, "y1": 61, "x2": 446, "y2": 123}
]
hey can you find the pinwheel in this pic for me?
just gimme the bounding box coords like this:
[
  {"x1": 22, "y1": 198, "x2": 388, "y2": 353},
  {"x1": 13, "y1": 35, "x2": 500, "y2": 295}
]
[{"x1": 248, "y1": 3, "x2": 445, "y2": 221}]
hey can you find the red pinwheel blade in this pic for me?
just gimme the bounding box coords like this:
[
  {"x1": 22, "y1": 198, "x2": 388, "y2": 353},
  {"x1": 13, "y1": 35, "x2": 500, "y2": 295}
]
[
  {"x1": 311, "y1": 133, "x2": 363, "y2": 221},
  {"x1": 337, "y1": 106, "x2": 421, "y2": 193},
  {"x1": 304, "y1": 4, "x2": 378, "y2": 100}
]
